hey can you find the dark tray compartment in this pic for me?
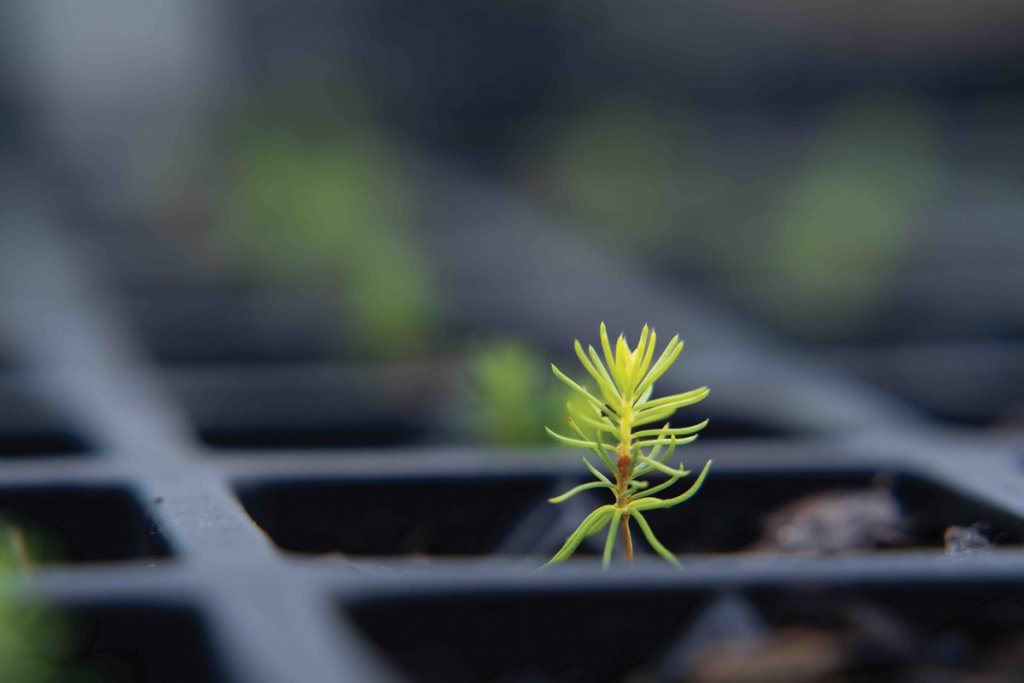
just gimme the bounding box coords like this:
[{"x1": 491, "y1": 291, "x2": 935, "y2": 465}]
[
  {"x1": 19, "y1": 601, "x2": 232, "y2": 683},
  {"x1": 344, "y1": 578, "x2": 1024, "y2": 683},
  {"x1": 347, "y1": 587, "x2": 709, "y2": 683},
  {"x1": 233, "y1": 456, "x2": 1024, "y2": 560},
  {"x1": 237, "y1": 475, "x2": 558, "y2": 557},
  {"x1": 628, "y1": 467, "x2": 1024, "y2": 555},
  {"x1": 0, "y1": 486, "x2": 169, "y2": 563},
  {"x1": 0, "y1": 379, "x2": 89, "y2": 457},
  {"x1": 118, "y1": 284, "x2": 342, "y2": 366},
  {"x1": 166, "y1": 364, "x2": 451, "y2": 450}
]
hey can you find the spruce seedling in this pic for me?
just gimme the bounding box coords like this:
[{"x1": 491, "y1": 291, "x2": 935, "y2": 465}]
[{"x1": 544, "y1": 323, "x2": 711, "y2": 568}]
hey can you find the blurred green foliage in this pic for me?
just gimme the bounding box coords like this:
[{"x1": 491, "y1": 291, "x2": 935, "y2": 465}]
[
  {"x1": 0, "y1": 523, "x2": 74, "y2": 683},
  {"x1": 464, "y1": 340, "x2": 581, "y2": 446},
  {"x1": 0, "y1": 519, "x2": 150, "y2": 682},
  {"x1": 753, "y1": 99, "x2": 943, "y2": 337},
  {"x1": 212, "y1": 119, "x2": 440, "y2": 359},
  {"x1": 0, "y1": 516, "x2": 67, "y2": 567},
  {"x1": 0, "y1": 594, "x2": 75, "y2": 683},
  {"x1": 522, "y1": 95, "x2": 945, "y2": 339},
  {"x1": 523, "y1": 98, "x2": 724, "y2": 258}
]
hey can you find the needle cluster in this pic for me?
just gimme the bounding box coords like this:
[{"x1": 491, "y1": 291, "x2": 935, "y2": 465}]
[{"x1": 544, "y1": 323, "x2": 711, "y2": 568}]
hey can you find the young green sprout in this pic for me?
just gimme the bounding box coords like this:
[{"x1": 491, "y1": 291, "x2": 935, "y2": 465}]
[{"x1": 544, "y1": 323, "x2": 711, "y2": 568}]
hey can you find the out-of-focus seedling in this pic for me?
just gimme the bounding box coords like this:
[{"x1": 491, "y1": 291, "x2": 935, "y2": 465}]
[
  {"x1": 214, "y1": 118, "x2": 440, "y2": 359},
  {"x1": 0, "y1": 521, "x2": 73, "y2": 683},
  {"x1": 544, "y1": 324, "x2": 711, "y2": 568},
  {"x1": 464, "y1": 340, "x2": 574, "y2": 446}
]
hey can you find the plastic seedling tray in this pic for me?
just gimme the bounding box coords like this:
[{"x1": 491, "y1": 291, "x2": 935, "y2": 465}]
[{"x1": 3, "y1": 209, "x2": 1024, "y2": 683}]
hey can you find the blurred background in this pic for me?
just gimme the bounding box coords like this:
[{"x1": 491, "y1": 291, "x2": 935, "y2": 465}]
[{"x1": 0, "y1": 0, "x2": 1023, "y2": 446}]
